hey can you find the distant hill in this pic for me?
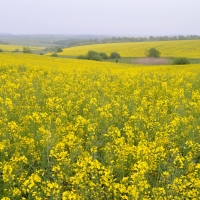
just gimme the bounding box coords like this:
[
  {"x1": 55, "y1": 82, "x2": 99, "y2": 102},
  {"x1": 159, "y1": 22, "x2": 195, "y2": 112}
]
[
  {"x1": 0, "y1": 40, "x2": 9, "y2": 45},
  {"x1": 53, "y1": 35, "x2": 200, "y2": 47},
  {"x1": 53, "y1": 40, "x2": 200, "y2": 58}
]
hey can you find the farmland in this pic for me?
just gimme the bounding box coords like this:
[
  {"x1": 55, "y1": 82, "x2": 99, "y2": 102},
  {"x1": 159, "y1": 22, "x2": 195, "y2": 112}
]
[
  {"x1": 0, "y1": 44, "x2": 44, "y2": 52},
  {"x1": 0, "y1": 52, "x2": 200, "y2": 199},
  {"x1": 51, "y1": 40, "x2": 200, "y2": 58}
]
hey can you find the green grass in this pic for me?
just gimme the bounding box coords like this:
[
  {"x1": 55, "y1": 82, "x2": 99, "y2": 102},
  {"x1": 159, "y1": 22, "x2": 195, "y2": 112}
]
[{"x1": 48, "y1": 55, "x2": 200, "y2": 65}]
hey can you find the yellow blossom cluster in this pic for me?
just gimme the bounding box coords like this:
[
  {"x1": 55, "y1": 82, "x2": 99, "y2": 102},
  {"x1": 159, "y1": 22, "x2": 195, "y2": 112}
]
[{"x1": 0, "y1": 53, "x2": 200, "y2": 199}]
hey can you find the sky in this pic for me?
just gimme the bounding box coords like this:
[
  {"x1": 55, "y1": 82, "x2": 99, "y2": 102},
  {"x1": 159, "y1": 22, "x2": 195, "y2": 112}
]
[{"x1": 0, "y1": 0, "x2": 200, "y2": 36}]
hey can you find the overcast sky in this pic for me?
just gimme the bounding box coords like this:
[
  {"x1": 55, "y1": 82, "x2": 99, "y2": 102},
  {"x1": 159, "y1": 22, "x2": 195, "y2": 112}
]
[{"x1": 1, "y1": 0, "x2": 199, "y2": 36}]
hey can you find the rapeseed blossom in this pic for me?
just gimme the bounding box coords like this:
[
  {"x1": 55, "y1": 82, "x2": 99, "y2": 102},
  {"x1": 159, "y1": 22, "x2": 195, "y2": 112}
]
[{"x1": 0, "y1": 53, "x2": 200, "y2": 199}]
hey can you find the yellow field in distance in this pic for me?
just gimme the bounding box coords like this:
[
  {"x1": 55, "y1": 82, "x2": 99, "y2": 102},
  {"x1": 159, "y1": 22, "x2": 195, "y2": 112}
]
[
  {"x1": 54, "y1": 40, "x2": 200, "y2": 58},
  {"x1": 0, "y1": 44, "x2": 44, "y2": 51}
]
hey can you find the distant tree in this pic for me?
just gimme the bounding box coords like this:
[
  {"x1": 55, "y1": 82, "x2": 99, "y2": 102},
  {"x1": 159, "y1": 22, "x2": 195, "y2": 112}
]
[
  {"x1": 51, "y1": 53, "x2": 58, "y2": 57},
  {"x1": 172, "y1": 57, "x2": 190, "y2": 65},
  {"x1": 171, "y1": 36, "x2": 178, "y2": 40},
  {"x1": 77, "y1": 51, "x2": 116, "y2": 61},
  {"x1": 44, "y1": 47, "x2": 49, "y2": 51},
  {"x1": 86, "y1": 50, "x2": 103, "y2": 61},
  {"x1": 56, "y1": 47, "x2": 63, "y2": 52},
  {"x1": 99, "y1": 52, "x2": 109, "y2": 59},
  {"x1": 178, "y1": 35, "x2": 186, "y2": 40},
  {"x1": 23, "y1": 47, "x2": 32, "y2": 53},
  {"x1": 77, "y1": 55, "x2": 87, "y2": 59},
  {"x1": 13, "y1": 49, "x2": 20, "y2": 53},
  {"x1": 149, "y1": 36, "x2": 155, "y2": 41},
  {"x1": 109, "y1": 52, "x2": 121, "y2": 59},
  {"x1": 0, "y1": 49, "x2": 3, "y2": 52},
  {"x1": 0, "y1": 40, "x2": 9, "y2": 45},
  {"x1": 146, "y1": 48, "x2": 161, "y2": 58}
]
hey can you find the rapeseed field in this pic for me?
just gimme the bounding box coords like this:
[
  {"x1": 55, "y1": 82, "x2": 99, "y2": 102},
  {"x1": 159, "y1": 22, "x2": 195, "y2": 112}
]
[
  {"x1": 0, "y1": 45, "x2": 44, "y2": 52},
  {"x1": 0, "y1": 53, "x2": 200, "y2": 199},
  {"x1": 53, "y1": 40, "x2": 200, "y2": 58}
]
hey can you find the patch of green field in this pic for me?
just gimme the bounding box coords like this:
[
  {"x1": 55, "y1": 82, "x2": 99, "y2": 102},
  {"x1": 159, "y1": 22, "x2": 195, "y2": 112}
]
[{"x1": 45, "y1": 54, "x2": 200, "y2": 66}]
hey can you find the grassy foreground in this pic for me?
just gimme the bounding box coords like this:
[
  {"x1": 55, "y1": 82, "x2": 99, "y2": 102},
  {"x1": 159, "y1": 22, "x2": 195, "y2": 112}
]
[
  {"x1": 51, "y1": 40, "x2": 200, "y2": 58},
  {"x1": 0, "y1": 54, "x2": 200, "y2": 199}
]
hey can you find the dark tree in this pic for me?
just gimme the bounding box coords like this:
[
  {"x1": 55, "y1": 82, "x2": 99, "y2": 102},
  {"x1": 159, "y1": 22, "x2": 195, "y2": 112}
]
[
  {"x1": 23, "y1": 47, "x2": 32, "y2": 53},
  {"x1": 146, "y1": 48, "x2": 161, "y2": 58},
  {"x1": 51, "y1": 53, "x2": 58, "y2": 57},
  {"x1": 99, "y1": 52, "x2": 109, "y2": 59},
  {"x1": 172, "y1": 57, "x2": 190, "y2": 65},
  {"x1": 56, "y1": 47, "x2": 63, "y2": 52},
  {"x1": 86, "y1": 51, "x2": 103, "y2": 61},
  {"x1": 109, "y1": 52, "x2": 121, "y2": 59}
]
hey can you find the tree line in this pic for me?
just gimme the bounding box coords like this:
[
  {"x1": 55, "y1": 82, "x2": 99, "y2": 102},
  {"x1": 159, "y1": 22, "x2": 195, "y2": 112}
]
[
  {"x1": 53, "y1": 35, "x2": 200, "y2": 47},
  {"x1": 0, "y1": 40, "x2": 9, "y2": 45},
  {"x1": 77, "y1": 51, "x2": 121, "y2": 61}
]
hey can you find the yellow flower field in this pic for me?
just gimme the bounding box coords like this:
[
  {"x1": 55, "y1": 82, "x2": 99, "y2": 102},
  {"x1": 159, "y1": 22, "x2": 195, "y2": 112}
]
[
  {"x1": 51, "y1": 40, "x2": 200, "y2": 58},
  {"x1": 0, "y1": 44, "x2": 44, "y2": 52},
  {"x1": 0, "y1": 53, "x2": 200, "y2": 199}
]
